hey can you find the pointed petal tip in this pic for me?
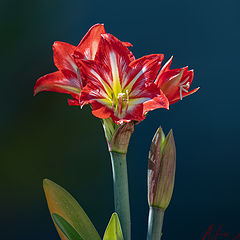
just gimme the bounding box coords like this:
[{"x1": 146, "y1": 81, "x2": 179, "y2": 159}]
[
  {"x1": 122, "y1": 41, "x2": 133, "y2": 47},
  {"x1": 190, "y1": 86, "x2": 200, "y2": 94},
  {"x1": 91, "y1": 23, "x2": 105, "y2": 30},
  {"x1": 190, "y1": 86, "x2": 200, "y2": 95},
  {"x1": 156, "y1": 126, "x2": 163, "y2": 133},
  {"x1": 152, "y1": 127, "x2": 165, "y2": 146},
  {"x1": 165, "y1": 98, "x2": 170, "y2": 110},
  {"x1": 159, "y1": 54, "x2": 164, "y2": 61},
  {"x1": 52, "y1": 41, "x2": 57, "y2": 48},
  {"x1": 165, "y1": 129, "x2": 176, "y2": 148},
  {"x1": 52, "y1": 41, "x2": 67, "y2": 49},
  {"x1": 33, "y1": 85, "x2": 40, "y2": 96},
  {"x1": 169, "y1": 56, "x2": 174, "y2": 62},
  {"x1": 156, "y1": 127, "x2": 165, "y2": 139},
  {"x1": 94, "y1": 23, "x2": 104, "y2": 26},
  {"x1": 167, "y1": 129, "x2": 174, "y2": 138},
  {"x1": 52, "y1": 41, "x2": 59, "y2": 46}
]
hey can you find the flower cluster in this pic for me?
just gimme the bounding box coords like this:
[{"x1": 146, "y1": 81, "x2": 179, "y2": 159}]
[{"x1": 34, "y1": 24, "x2": 199, "y2": 124}]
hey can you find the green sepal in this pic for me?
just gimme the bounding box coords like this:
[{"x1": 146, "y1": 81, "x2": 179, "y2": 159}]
[
  {"x1": 102, "y1": 118, "x2": 134, "y2": 154},
  {"x1": 103, "y1": 213, "x2": 124, "y2": 240},
  {"x1": 43, "y1": 179, "x2": 101, "y2": 240},
  {"x1": 52, "y1": 213, "x2": 84, "y2": 240}
]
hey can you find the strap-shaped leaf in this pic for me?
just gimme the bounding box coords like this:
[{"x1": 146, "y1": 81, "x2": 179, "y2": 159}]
[
  {"x1": 103, "y1": 213, "x2": 124, "y2": 240},
  {"x1": 43, "y1": 179, "x2": 101, "y2": 240},
  {"x1": 52, "y1": 213, "x2": 83, "y2": 240}
]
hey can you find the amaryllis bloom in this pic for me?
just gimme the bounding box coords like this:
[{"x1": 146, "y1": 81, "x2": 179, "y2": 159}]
[
  {"x1": 34, "y1": 24, "x2": 132, "y2": 106},
  {"x1": 78, "y1": 34, "x2": 169, "y2": 124},
  {"x1": 154, "y1": 56, "x2": 199, "y2": 104}
]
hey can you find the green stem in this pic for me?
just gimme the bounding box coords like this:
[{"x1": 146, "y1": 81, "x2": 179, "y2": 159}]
[
  {"x1": 110, "y1": 151, "x2": 131, "y2": 240},
  {"x1": 147, "y1": 206, "x2": 165, "y2": 240}
]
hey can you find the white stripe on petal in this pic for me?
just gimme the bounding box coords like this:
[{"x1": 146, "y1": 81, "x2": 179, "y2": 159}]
[
  {"x1": 110, "y1": 51, "x2": 122, "y2": 97},
  {"x1": 91, "y1": 69, "x2": 112, "y2": 98},
  {"x1": 124, "y1": 67, "x2": 146, "y2": 91}
]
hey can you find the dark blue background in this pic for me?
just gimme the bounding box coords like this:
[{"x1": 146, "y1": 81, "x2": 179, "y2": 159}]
[{"x1": 1, "y1": 0, "x2": 240, "y2": 239}]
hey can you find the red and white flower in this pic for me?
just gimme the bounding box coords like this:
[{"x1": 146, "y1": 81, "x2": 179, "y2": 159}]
[
  {"x1": 78, "y1": 34, "x2": 169, "y2": 124},
  {"x1": 34, "y1": 24, "x2": 198, "y2": 125},
  {"x1": 34, "y1": 24, "x2": 133, "y2": 107},
  {"x1": 154, "y1": 56, "x2": 199, "y2": 104}
]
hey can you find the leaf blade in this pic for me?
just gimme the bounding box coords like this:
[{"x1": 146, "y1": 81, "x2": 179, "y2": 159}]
[
  {"x1": 43, "y1": 179, "x2": 101, "y2": 240},
  {"x1": 103, "y1": 213, "x2": 124, "y2": 240}
]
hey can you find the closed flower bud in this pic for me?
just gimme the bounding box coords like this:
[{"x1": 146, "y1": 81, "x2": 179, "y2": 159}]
[{"x1": 148, "y1": 127, "x2": 176, "y2": 210}]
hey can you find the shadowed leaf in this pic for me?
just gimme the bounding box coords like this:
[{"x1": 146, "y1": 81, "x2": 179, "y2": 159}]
[{"x1": 52, "y1": 213, "x2": 84, "y2": 240}]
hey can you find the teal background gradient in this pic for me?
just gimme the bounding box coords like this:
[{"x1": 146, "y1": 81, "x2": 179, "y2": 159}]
[{"x1": 1, "y1": 0, "x2": 240, "y2": 239}]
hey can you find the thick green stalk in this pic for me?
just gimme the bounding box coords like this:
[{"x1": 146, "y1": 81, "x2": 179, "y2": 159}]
[
  {"x1": 147, "y1": 206, "x2": 164, "y2": 240},
  {"x1": 110, "y1": 151, "x2": 131, "y2": 240}
]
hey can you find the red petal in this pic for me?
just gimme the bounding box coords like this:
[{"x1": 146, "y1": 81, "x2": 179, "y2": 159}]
[
  {"x1": 68, "y1": 98, "x2": 81, "y2": 106},
  {"x1": 34, "y1": 71, "x2": 81, "y2": 96},
  {"x1": 170, "y1": 87, "x2": 200, "y2": 104},
  {"x1": 53, "y1": 41, "x2": 78, "y2": 75},
  {"x1": 121, "y1": 41, "x2": 135, "y2": 61},
  {"x1": 91, "y1": 101, "x2": 112, "y2": 119},
  {"x1": 93, "y1": 100, "x2": 145, "y2": 124},
  {"x1": 183, "y1": 68, "x2": 194, "y2": 86},
  {"x1": 143, "y1": 89, "x2": 169, "y2": 114},
  {"x1": 155, "y1": 57, "x2": 198, "y2": 104},
  {"x1": 130, "y1": 54, "x2": 164, "y2": 69},
  {"x1": 95, "y1": 33, "x2": 134, "y2": 70},
  {"x1": 78, "y1": 59, "x2": 113, "y2": 102},
  {"x1": 122, "y1": 42, "x2": 133, "y2": 47},
  {"x1": 113, "y1": 103, "x2": 145, "y2": 124},
  {"x1": 159, "y1": 56, "x2": 173, "y2": 73},
  {"x1": 155, "y1": 57, "x2": 182, "y2": 87},
  {"x1": 126, "y1": 54, "x2": 164, "y2": 94},
  {"x1": 74, "y1": 24, "x2": 106, "y2": 60},
  {"x1": 79, "y1": 34, "x2": 136, "y2": 104}
]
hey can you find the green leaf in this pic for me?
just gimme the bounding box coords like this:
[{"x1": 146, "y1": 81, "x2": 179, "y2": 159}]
[
  {"x1": 52, "y1": 213, "x2": 83, "y2": 240},
  {"x1": 43, "y1": 179, "x2": 101, "y2": 240},
  {"x1": 103, "y1": 213, "x2": 124, "y2": 240}
]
